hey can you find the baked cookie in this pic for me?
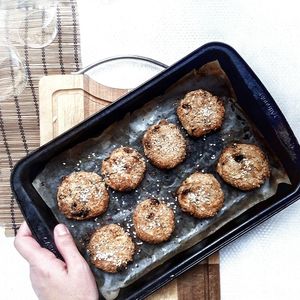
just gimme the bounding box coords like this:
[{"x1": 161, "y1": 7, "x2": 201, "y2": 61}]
[
  {"x1": 133, "y1": 198, "x2": 175, "y2": 244},
  {"x1": 177, "y1": 172, "x2": 224, "y2": 218},
  {"x1": 101, "y1": 146, "x2": 146, "y2": 192},
  {"x1": 57, "y1": 171, "x2": 109, "y2": 220},
  {"x1": 216, "y1": 143, "x2": 270, "y2": 191},
  {"x1": 87, "y1": 224, "x2": 135, "y2": 273},
  {"x1": 177, "y1": 89, "x2": 225, "y2": 137},
  {"x1": 142, "y1": 119, "x2": 186, "y2": 169}
]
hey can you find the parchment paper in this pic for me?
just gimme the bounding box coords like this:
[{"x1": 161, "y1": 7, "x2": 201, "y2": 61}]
[{"x1": 33, "y1": 61, "x2": 289, "y2": 300}]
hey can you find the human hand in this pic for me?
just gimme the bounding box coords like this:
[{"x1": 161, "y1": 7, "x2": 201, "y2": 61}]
[{"x1": 14, "y1": 222, "x2": 99, "y2": 300}]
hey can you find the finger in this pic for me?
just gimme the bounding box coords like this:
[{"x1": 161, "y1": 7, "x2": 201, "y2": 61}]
[
  {"x1": 54, "y1": 224, "x2": 85, "y2": 267},
  {"x1": 15, "y1": 221, "x2": 57, "y2": 265},
  {"x1": 16, "y1": 221, "x2": 32, "y2": 237}
]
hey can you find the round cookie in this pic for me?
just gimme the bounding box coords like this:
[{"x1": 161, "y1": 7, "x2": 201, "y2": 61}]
[
  {"x1": 133, "y1": 198, "x2": 175, "y2": 244},
  {"x1": 142, "y1": 119, "x2": 186, "y2": 169},
  {"x1": 216, "y1": 143, "x2": 270, "y2": 191},
  {"x1": 177, "y1": 89, "x2": 225, "y2": 137},
  {"x1": 101, "y1": 146, "x2": 146, "y2": 192},
  {"x1": 87, "y1": 224, "x2": 135, "y2": 273},
  {"x1": 177, "y1": 172, "x2": 224, "y2": 218},
  {"x1": 57, "y1": 171, "x2": 109, "y2": 220}
]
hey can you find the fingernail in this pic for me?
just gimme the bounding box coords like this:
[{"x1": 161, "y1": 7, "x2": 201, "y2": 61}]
[{"x1": 55, "y1": 224, "x2": 69, "y2": 236}]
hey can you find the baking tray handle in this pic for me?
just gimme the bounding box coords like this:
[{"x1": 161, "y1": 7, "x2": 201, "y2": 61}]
[{"x1": 11, "y1": 162, "x2": 63, "y2": 259}]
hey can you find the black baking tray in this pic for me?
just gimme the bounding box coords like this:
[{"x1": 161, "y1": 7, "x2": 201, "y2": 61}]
[{"x1": 11, "y1": 42, "x2": 300, "y2": 299}]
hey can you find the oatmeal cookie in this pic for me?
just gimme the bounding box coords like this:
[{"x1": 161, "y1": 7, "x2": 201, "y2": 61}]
[
  {"x1": 133, "y1": 198, "x2": 175, "y2": 244},
  {"x1": 142, "y1": 119, "x2": 186, "y2": 169},
  {"x1": 57, "y1": 171, "x2": 109, "y2": 220},
  {"x1": 101, "y1": 146, "x2": 146, "y2": 192},
  {"x1": 216, "y1": 143, "x2": 270, "y2": 190},
  {"x1": 177, "y1": 172, "x2": 224, "y2": 218},
  {"x1": 87, "y1": 224, "x2": 135, "y2": 273},
  {"x1": 177, "y1": 89, "x2": 225, "y2": 137}
]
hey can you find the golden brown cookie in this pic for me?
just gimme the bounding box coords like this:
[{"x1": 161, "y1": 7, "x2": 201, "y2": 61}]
[
  {"x1": 133, "y1": 198, "x2": 175, "y2": 244},
  {"x1": 101, "y1": 146, "x2": 146, "y2": 192},
  {"x1": 177, "y1": 89, "x2": 225, "y2": 137},
  {"x1": 177, "y1": 172, "x2": 224, "y2": 218},
  {"x1": 216, "y1": 143, "x2": 270, "y2": 191},
  {"x1": 87, "y1": 224, "x2": 135, "y2": 273},
  {"x1": 142, "y1": 119, "x2": 186, "y2": 169},
  {"x1": 57, "y1": 171, "x2": 109, "y2": 220}
]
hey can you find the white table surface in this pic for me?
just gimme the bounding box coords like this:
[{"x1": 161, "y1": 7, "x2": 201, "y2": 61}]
[{"x1": 1, "y1": 0, "x2": 300, "y2": 299}]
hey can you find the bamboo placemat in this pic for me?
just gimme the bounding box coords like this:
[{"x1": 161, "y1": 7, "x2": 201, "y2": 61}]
[{"x1": 0, "y1": 0, "x2": 81, "y2": 237}]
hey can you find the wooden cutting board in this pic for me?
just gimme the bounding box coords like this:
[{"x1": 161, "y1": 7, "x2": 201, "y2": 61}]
[{"x1": 39, "y1": 74, "x2": 220, "y2": 300}]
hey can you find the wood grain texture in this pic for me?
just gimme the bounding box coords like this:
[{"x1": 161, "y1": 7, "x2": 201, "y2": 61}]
[
  {"x1": 39, "y1": 74, "x2": 220, "y2": 300},
  {"x1": 39, "y1": 74, "x2": 128, "y2": 144}
]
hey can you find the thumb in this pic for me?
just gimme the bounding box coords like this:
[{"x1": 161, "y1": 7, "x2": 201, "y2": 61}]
[{"x1": 54, "y1": 224, "x2": 84, "y2": 266}]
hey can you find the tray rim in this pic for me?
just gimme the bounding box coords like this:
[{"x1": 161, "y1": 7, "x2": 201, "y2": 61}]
[{"x1": 11, "y1": 42, "x2": 300, "y2": 300}]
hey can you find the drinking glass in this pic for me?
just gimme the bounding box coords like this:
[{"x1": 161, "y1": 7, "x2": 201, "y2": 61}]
[
  {"x1": 17, "y1": 0, "x2": 58, "y2": 48},
  {"x1": 0, "y1": 0, "x2": 58, "y2": 48}
]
